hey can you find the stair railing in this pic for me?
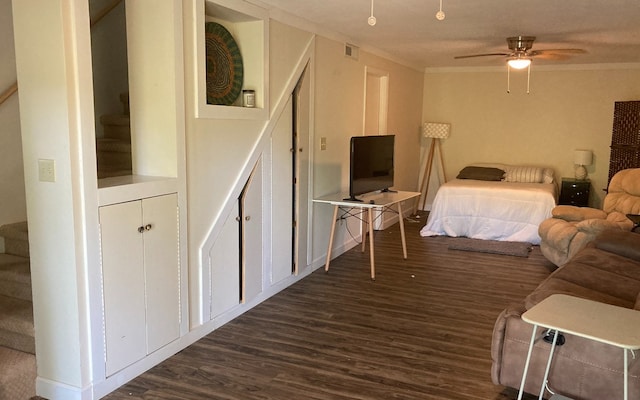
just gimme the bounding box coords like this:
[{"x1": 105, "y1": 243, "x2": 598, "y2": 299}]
[
  {"x1": 0, "y1": 82, "x2": 17, "y2": 108},
  {"x1": 0, "y1": 0, "x2": 123, "y2": 109}
]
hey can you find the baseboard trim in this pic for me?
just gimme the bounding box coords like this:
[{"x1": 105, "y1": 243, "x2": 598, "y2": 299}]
[{"x1": 36, "y1": 377, "x2": 93, "y2": 400}]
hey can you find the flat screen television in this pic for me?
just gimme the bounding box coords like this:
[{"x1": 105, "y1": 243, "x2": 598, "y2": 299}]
[{"x1": 346, "y1": 134, "x2": 395, "y2": 201}]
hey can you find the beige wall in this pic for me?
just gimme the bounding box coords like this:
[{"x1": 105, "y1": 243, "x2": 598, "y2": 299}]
[
  {"x1": 311, "y1": 36, "x2": 424, "y2": 262},
  {"x1": 0, "y1": 0, "x2": 27, "y2": 228},
  {"x1": 423, "y1": 65, "x2": 640, "y2": 208}
]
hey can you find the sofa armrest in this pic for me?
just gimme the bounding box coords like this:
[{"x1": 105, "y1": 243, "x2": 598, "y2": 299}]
[
  {"x1": 576, "y1": 217, "x2": 631, "y2": 235},
  {"x1": 552, "y1": 205, "x2": 607, "y2": 222},
  {"x1": 593, "y1": 230, "x2": 640, "y2": 262}
]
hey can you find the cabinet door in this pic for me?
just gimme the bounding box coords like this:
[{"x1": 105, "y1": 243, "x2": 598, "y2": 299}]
[
  {"x1": 271, "y1": 95, "x2": 294, "y2": 284},
  {"x1": 100, "y1": 201, "x2": 146, "y2": 376},
  {"x1": 142, "y1": 194, "x2": 180, "y2": 353},
  {"x1": 242, "y1": 160, "x2": 263, "y2": 303},
  {"x1": 210, "y1": 202, "x2": 241, "y2": 319}
]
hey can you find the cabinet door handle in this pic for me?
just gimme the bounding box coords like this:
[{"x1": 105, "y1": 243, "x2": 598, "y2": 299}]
[
  {"x1": 145, "y1": 224, "x2": 152, "y2": 231},
  {"x1": 245, "y1": 215, "x2": 251, "y2": 221},
  {"x1": 235, "y1": 216, "x2": 241, "y2": 222},
  {"x1": 138, "y1": 226, "x2": 145, "y2": 233}
]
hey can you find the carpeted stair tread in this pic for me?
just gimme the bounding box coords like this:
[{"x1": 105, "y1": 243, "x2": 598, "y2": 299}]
[
  {"x1": 100, "y1": 113, "x2": 130, "y2": 126},
  {"x1": 96, "y1": 138, "x2": 132, "y2": 153},
  {"x1": 0, "y1": 221, "x2": 28, "y2": 242},
  {"x1": 0, "y1": 346, "x2": 36, "y2": 400},
  {"x1": 0, "y1": 256, "x2": 31, "y2": 301},
  {"x1": 0, "y1": 295, "x2": 34, "y2": 336},
  {"x1": 0, "y1": 222, "x2": 29, "y2": 258}
]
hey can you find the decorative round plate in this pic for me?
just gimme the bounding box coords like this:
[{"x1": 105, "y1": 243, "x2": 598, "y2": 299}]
[{"x1": 205, "y1": 22, "x2": 244, "y2": 105}]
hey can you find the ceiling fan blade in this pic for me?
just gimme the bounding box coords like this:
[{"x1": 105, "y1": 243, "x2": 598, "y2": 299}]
[
  {"x1": 454, "y1": 52, "x2": 509, "y2": 59},
  {"x1": 529, "y1": 49, "x2": 586, "y2": 56}
]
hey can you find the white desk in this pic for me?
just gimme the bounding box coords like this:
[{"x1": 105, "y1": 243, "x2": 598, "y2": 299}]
[
  {"x1": 518, "y1": 294, "x2": 640, "y2": 400},
  {"x1": 313, "y1": 190, "x2": 420, "y2": 280}
]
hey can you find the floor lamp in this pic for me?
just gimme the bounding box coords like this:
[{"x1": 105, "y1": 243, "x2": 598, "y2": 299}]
[{"x1": 417, "y1": 122, "x2": 450, "y2": 212}]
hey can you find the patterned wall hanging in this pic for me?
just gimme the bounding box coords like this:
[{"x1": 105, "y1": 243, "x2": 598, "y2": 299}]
[{"x1": 205, "y1": 22, "x2": 244, "y2": 105}]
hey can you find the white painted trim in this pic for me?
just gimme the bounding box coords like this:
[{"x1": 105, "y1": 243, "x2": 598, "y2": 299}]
[{"x1": 363, "y1": 66, "x2": 389, "y2": 136}]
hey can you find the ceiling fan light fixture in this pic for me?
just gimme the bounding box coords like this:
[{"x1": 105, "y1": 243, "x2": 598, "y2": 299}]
[{"x1": 507, "y1": 58, "x2": 531, "y2": 69}]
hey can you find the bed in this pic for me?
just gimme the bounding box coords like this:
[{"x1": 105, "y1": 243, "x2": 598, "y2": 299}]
[{"x1": 420, "y1": 165, "x2": 558, "y2": 244}]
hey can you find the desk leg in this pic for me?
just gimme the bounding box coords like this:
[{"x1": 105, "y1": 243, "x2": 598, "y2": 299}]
[
  {"x1": 325, "y1": 205, "x2": 339, "y2": 273},
  {"x1": 624, "y1": 349, "x2": 628, "y2": 400},
  {"x1": 397, "y1": 202, "x2": 408, "y2": 259},
  {"x1": 368, "y1": 208, "x2": 375, "y2": 280},
  {"x1": 518, "y1": 324, "x2": 538, "y2": 400},
  {"x1": 538, "y1": 329, "x2": 560, "y2": 400},
  {"x1": 361, "y1": 210, "x2": 367, "y2": 253}
]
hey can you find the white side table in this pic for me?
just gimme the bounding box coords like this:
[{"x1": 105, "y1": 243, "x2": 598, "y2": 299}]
[{"x1": 517, "y1": 294, "x2": 640, "y2": 400}]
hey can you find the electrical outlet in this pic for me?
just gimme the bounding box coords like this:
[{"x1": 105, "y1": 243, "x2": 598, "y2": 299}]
[{"x1": 38, "y1": 159, "x2": 56, "y2": 182}]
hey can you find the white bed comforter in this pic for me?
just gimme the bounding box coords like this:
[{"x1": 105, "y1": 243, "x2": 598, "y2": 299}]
[{"x1": 420, "y1": 179, "x2": 557, "y2": 244}]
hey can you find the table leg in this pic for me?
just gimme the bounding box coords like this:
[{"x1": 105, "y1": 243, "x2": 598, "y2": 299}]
[
  {"x1": 397, "y1": 202, "x2": 408, "y2": 259},
  {"x1": 361, "y1": 209, "x2": 367, "y2": 253},
  {"x1": 518, "y1": 324, "x2": 538, "y2": 400},
  {"x1": 539, "y1": 329, "x2": 560, "y2": 400},
  {"x1": 368, "y1": 208, "x2": 375, "y2": 280},
  {"x1": 325, "y1": 205, "x2": 339, "y2": 273},
  {"x1": 624, "y1": 349, "x2": 628, "y2": 400}
]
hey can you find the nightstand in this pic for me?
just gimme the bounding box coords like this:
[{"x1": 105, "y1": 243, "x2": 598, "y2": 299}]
[{"x1": 558, "y1": 178, "x2": 590, "y2": 207}]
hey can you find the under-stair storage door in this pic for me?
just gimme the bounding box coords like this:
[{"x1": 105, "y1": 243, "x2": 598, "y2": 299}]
[
  {"x1": 242, "y1": 160, "x2": 263, "y2": 303},
  {"x1": 100, "y1": 200, "x2": 147, "y2": 376},
  {"x1": 210, "y1": 202, "x2": 241, "y2": 319},
  {"x1": 271, "y1": 96, "x2": 294, "y2": 285},
  {"x1": 141, "y1": 194, "x2": 180, "y2": 354}
]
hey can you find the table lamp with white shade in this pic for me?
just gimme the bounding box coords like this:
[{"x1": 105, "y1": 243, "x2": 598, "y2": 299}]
[
  {"x1": 417, "y1": 122, "x2": 450, "y2": 211},
  {"x1": 574, "y1": 149, "x2": 593, "y2": 180}
]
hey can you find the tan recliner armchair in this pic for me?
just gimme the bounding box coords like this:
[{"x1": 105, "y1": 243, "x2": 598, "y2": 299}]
[{"x1": 539, "y1": 168, "x2": 640, "y2": 266}]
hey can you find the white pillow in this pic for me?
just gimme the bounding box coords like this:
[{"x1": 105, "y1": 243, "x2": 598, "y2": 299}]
[{"x1": 504, "y1": 166, "x2": 545, "y2": 183}]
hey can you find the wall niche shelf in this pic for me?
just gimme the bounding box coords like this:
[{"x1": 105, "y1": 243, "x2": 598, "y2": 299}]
[{"x1": 195, "y1": 0, "x2": 269, "y2": 120}]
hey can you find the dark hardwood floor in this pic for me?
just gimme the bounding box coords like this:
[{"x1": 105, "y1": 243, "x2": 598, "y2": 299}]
[{"x1": 103, "y1": 214, "x2": 554, "y2": 400}]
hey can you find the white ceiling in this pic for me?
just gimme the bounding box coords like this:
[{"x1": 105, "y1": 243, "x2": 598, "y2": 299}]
[{"x1": 253, "y1": 0, "x2": 640, "y2": 69}]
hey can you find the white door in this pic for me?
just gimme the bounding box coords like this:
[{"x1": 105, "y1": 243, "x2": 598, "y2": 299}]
[
  {"x1": 100, "y1": 200, "x2": 146, "y2": 376},
  {"x1": 242, "y1": 159, "x2": 263, "y2": 302},
  {"x1": 142, "y1": 194, "x2": 180, "y2": 353},
  {"x1": 271, "y1": 96, "x2": 294, "y2": 284},
  {"x1": 293, "y1": 65, "x2": 311, "y2": 274},
  {"x1": 210, "y1": 202, "x2": 241, "y2": 318}
]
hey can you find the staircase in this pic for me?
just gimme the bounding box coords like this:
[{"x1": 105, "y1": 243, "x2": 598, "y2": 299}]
[
  {"x1": 96, "y1": 92, "x2": 132, "y2": 179},
  {"x1": 0, "y1": 222, "x2": 36, "y2": 399}
]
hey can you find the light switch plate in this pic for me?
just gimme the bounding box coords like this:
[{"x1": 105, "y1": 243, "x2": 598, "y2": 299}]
[
  {"x1": 38, "y1": 159, "x2": 56, "y2": 182},
  {"x1": 320, "y1": 137, "x2": 327, "y2": 151}
]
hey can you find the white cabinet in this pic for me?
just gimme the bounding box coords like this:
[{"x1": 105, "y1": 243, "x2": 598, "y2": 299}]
[
  {"x1": 210, "y1": 159, "x2": 263, "y2": 319},
  {"x1": 241, "y1": 160, "x2": 263, "y2": 303},
  {"x1": 99, "y1": 193, "x2": 180, "y2": 376}
]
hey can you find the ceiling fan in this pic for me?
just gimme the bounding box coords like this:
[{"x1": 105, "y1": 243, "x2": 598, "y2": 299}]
[{"x1": 455, "y1": 36, "x2": 586, "y2": 69}]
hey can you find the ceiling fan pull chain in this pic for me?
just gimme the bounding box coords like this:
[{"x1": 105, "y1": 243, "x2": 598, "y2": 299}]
[
  {"x1": 368, "y1": 0, "x2": 377, "y2": 26},
  {"x1": 436, "y1": 0, "x2": 445, "y2": 20},
  {"x1": 526, "y1": 63, "x2": 531, "y2": 94},
  {"x1": 506, "y1": 65, "x2": 511, "y2": 93}
]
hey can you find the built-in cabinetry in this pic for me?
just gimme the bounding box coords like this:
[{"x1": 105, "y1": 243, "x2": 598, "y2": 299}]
[
  {"x1": 210, "y1": 159, "x2": 263, "y2": 319},
  {"x1": 195, "y1": 0, "x2": 269, "y2": 120},
  {"x1": 98, "y1": 177, "x2": 180, "y2": 376}
]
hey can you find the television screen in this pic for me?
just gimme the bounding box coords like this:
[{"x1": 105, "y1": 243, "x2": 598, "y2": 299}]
[{"x1": 348, "y1": 135, "x2": 395, "y2": 200}]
